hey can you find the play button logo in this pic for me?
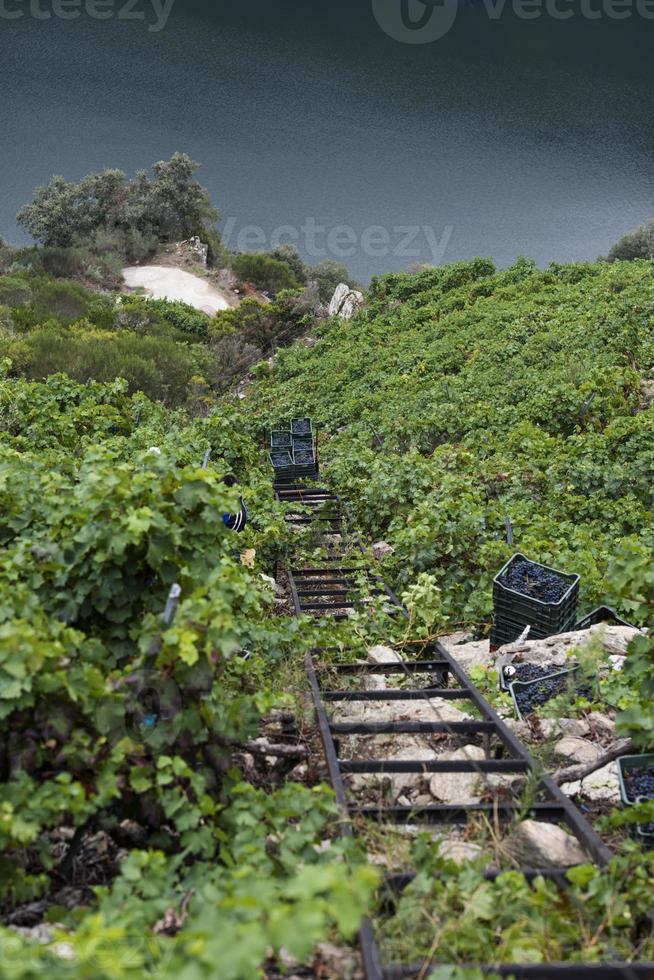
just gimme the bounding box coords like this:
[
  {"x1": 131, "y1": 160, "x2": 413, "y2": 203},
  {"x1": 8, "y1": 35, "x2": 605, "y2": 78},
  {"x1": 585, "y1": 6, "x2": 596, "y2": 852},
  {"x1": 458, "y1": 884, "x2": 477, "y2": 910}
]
[{"x1": 372, "y1": 0, "x2": 458, "y2": 43}]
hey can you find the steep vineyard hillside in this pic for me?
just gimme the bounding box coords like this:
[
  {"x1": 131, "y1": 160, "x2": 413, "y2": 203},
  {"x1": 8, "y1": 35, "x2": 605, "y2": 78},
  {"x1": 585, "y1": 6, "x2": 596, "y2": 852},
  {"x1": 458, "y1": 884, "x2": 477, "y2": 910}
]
[{"x1": 245, "y1": 258, "x2": 654, "y2": 626}]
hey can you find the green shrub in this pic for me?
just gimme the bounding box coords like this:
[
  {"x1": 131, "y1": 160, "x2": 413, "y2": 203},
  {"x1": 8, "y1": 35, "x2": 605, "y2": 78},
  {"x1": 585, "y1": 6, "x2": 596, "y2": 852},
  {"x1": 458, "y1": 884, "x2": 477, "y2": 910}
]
[
  {"x1": 31, "y1": 279, "x2": 93, "y2": 322},
  {"x1": 308, "y1": 258, "x2": 353, "y2": 302},
  {"x1": 230, "y1": 252, "x2": 300, "y2": 294},
  {"x1": 22, "y1": 325, "x2": 197, "y2": 405},
  {"x1": 119, "y1": 296, "x2": 210, "y2": 339},
  {"x1": 0, "y1": 275, "x2": 32, "y2": 309},
  {"x1": 608, "y1": 219, "x2": 654, "y2": 261}
]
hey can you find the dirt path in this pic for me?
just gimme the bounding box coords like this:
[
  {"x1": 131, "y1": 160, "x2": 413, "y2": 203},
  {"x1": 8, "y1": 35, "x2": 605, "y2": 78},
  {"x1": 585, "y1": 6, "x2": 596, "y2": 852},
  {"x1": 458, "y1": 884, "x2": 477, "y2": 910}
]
[{"x1": 122, "y1": 265, "x2": 231, "y2": 314}]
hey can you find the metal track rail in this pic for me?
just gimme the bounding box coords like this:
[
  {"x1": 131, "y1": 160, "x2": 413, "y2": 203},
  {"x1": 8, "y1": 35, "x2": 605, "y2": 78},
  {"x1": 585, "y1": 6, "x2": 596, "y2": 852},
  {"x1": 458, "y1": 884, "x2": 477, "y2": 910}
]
[
  {"x1": 275, "y1": 479, "x2": 403, "y2": 618},
  {"x1": 277, "y1": 477, "x2": 654, "y2": 980}
]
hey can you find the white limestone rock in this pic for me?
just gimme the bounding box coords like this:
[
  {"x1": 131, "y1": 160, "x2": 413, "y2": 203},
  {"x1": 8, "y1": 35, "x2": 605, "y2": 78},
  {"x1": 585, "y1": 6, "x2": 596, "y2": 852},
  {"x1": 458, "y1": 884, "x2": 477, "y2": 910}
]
[
  {"x1": 440, "y1": 631, "x2": 493, "y2": 671},
  {"x1": 538, "y1": 718, "x2": 590, "y2": 739},
  {"x1": 429, "y1": 745, "x2": 486, "y2": 805},
  {"x1": 504, "y1": 820, "x2": 588, "y2": 867},
  {"x1": 347, "y1": 737, "x2": 440, "y2": 801},
  {"x1": 554, "y1": 736, "x2": 603, "y2": 766},
  {"x1": 367, "y1": 645, "x2": 402, "y2": 664},
  {"x1": 328, "y1": 283, "x2": 364, "y2": 320},
  {"x1": 439, "y1": 840, "x2": 486, "y2": 864},
  {"x1": 561, "y1": 762, "x2": 621, "y2": 804},
  {"x1": 587, "y1": 711, "x2": 616, "y2": 739},
  {"x1": 495, "y1": 624, "x2": 641, "y2": 669}
]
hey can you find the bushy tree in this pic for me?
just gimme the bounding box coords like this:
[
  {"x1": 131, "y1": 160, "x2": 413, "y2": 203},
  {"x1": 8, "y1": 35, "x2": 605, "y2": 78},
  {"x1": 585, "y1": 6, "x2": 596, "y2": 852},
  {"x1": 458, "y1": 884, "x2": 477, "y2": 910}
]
[
  {"x1": 270, "y1": 244, "x2": 309, "y2": 284},
  {"x1": 230, "y1": 252, "x2": 300, "y2": 294},
  {"x1": 16, "y1": 154, "x2": 219, "y2": 260},
  {"x1": 608, "y1": 219, "x2": 654, "y2": 261}
]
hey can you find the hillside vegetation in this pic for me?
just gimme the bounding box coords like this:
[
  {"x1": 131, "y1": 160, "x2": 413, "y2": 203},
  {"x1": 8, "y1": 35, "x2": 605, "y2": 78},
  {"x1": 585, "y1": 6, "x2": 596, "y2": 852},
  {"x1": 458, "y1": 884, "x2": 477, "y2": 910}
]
[
  {"x1": 246, "y1": 257, "x2": 654, "y2": 627},
  {"x1": 0, "y1": 370, "x2": 374, "y2": 975},
  {"x1": 1, "y1": 254, "x2": 653, "y2": 975}
]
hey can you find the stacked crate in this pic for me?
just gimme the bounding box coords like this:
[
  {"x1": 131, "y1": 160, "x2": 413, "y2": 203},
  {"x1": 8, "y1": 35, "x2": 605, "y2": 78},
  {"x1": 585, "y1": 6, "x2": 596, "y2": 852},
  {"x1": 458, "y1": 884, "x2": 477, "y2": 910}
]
[
  {"x1": 490, "y1": 552, "x2": 579, "y2": 648},
  {"x1": 269, "y1": 418, "x2": 318, "y2": 481}
]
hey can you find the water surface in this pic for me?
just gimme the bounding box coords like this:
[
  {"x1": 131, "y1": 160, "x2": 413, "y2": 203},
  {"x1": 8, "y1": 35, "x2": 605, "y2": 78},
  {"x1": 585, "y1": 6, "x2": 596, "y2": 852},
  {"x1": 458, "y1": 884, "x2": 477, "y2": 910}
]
[{"x1": 0, "y1": 1, "x2": 652, "y2": 280}]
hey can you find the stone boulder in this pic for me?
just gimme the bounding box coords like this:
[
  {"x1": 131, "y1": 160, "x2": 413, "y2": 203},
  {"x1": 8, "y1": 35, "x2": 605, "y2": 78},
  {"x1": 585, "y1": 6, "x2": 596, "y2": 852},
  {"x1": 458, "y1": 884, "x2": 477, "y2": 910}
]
[
  {"x1": 587, "y1": 711, "x2": 616, "y2": 739},
  {"x1": 346, "y1": 736, "x2": 440, "y2": 801},
  {"x1": 429, "y1": 745, "x2": 487, "y2": 805},
  {"x1": 504, "y1": 820, "x2": 588, "y2": 867},
  {"x1": 561, "y1": 762, "x2": 621, "y2": 804},
  {"x1": 372, "y1": 541, "x2": 395, "y2": 561},
  {"x1": 439, "y1": 840, "x2": 486, "y2": 864},
  {"x1": 537, "y1": 718, "x2": 590, "y2": 739},
  {"x1": 367, "y1": 645, "x2": 402, "y2": 664},
  {"x1": 554, "y1": 736, "x2": 603, "y2": 766},
  {"x1": 332, "y1": 696, "x2": 471, "y2": 728},
  {"x1": 328, "y1": 283, "x2": 364, "y2": 320},
  {"x1": 440, "y1": 631, "x2": 493, "y2": 671},
  {"x1": 496, "y1": 624, "x2": 641, "y2": 669}
]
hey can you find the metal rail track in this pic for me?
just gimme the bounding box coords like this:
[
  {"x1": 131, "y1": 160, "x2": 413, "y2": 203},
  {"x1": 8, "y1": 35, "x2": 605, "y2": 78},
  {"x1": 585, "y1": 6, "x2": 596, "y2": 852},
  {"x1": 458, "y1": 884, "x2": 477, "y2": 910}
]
[{"x1": 275, "y1": 476, "x2": 654, "y2": 980}]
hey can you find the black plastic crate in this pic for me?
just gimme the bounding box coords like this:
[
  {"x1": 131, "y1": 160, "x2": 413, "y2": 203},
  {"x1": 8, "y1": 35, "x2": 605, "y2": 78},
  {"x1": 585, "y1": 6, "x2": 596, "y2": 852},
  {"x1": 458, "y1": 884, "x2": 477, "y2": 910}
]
[
  {"x1": 293, "y1": 449, "x2": 316, "y2": 466},
  {"x1": 291, "y1": 417, "x2": 313, "y2": 436},
  {"x1": 292, "y1": 434, "x2": 314, "y2": 450},
  {"x1": 271, "y1": 430, "x2": 292, "y2": 450},
  {"x1": 575, "y1": 606, "x2": 635, "y2": 630},
  {"x1": 490, "y1": 611, "x2": 578, "y2": 649},
  {"x1": 493, "y1": 553, "x2": 579, "y2": 634},
  {"x1": 269, "y1": 450, "x2": 294, "y2": 477},
  {"x1": 494, "y1": 591, "x2": 579, "y2": 630},
  {"x1": 617, "y1": 753, "x2": 654, "y2": 841}
]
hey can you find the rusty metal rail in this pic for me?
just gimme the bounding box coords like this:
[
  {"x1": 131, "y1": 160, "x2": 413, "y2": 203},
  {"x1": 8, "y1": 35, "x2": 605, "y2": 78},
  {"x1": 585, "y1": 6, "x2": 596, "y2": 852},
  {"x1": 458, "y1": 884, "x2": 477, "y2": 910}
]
[{"x1": 276, "y1": 475, "x2": 654, "y2": 980}]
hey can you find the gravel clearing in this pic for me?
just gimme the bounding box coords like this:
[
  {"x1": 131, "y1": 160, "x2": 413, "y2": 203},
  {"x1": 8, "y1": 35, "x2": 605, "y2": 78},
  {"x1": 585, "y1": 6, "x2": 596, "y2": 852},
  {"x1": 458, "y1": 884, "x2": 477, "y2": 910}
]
[{"x1": 122, "y1": 265, "x2": 231, "y2": 314}]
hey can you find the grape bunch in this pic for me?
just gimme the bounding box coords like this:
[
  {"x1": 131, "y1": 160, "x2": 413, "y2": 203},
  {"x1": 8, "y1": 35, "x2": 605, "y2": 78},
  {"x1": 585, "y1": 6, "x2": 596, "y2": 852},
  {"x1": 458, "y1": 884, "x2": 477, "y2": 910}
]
[
  {"x1": 500, "y1": 558, "x2": 570, "y2": 603},
  {"x1": 624, "y1": 766, "x2": 654, "y2": 803},
  {"x1": 505, "y1": 663, "x2": 577, "y2": 715},
  {"x1": 624, "y1": 766, "x2": 654, "y2": 837}
]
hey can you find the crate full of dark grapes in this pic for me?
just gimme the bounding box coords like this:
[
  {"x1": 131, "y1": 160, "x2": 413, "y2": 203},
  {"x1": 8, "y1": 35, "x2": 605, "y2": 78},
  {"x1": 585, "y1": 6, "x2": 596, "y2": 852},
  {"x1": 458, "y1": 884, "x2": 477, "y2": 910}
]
[
  {"x1": 291, "y1": 417, "x2": 313, "y2": 436},
  {"x1": 270, "y1": 430, "x2": 292, "y2": 450},
  {"x1": 292, "y1": 449, "x2": 318, "y2": 477},
  {"x1": 617, "y1": 753, "x2": 654, "y2": 840},
  {"x1": 269, "y1": 450, "x2": 294, "y2": 478},
  {"x1": 501, "y1": 663, "x2": 587, "y2": 720},
  {"x1": 492, "y1": 553, "x2": 579, "y2": 644},
  {"x1": 292, "y1": 433, "x2": 314, "y2": 451}
]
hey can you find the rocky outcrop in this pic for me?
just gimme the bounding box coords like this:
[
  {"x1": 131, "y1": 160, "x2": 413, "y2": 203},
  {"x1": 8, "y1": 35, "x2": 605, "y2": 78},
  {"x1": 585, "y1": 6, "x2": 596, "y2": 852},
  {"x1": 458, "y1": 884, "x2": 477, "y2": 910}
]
[
  {"x1": 496, "y1": 623, "x2": 640, "y2": 669},
  {"x1": 328, "y1": 283, "x2": 364, "y2": 320},
  {"x1": 440, "y1": 631, "x2": 493, "y2": 672},
  {"x1": 176, "y1": 236, "x2": 208, "y2": 266}
]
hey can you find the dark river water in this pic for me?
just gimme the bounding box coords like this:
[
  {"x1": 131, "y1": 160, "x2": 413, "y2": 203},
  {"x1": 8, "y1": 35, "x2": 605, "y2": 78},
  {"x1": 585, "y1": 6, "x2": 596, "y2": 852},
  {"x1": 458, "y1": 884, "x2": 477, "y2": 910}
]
[{"x1": 0, "y1": 1, "x2": 653, "y2": 280}]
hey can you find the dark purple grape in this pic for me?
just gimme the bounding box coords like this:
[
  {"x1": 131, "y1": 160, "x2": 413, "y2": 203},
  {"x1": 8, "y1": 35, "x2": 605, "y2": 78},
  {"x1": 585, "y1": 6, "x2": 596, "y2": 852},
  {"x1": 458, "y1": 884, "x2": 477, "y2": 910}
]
[
  {"x1": 500, "y1": 558, "x2": 572, "y2": 603},
  {"x1": 624, "y1": 766, "x2": 654, "y2": 804},
  {"x1": 506, "y1": 664, "x2": 582, "y2": 715}
]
